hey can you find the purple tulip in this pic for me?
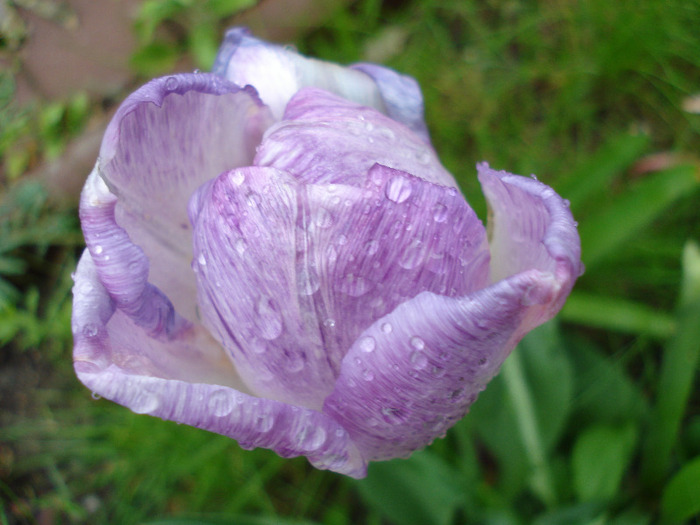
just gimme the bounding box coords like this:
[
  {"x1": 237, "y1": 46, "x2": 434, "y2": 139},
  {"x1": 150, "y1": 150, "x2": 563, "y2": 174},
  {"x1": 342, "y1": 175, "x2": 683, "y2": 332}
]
[{"x1": 72, "y1": 28, "x2": 582, "y2": 478}]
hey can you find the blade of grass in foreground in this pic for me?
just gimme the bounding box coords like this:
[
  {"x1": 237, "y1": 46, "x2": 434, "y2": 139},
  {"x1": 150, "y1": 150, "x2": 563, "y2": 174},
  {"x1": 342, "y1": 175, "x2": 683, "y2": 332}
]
[
  {"x1": 640, "y1": 241, "x2": 700, "y2": 492},
  {"x1": 578, "y1": 164, "x2": 699, "y2": 269}
]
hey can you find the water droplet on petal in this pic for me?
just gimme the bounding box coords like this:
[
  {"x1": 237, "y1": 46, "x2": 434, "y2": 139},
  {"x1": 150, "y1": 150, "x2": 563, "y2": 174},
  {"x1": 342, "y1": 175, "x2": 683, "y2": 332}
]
[
  {"x1": 362, "y1": 369, "x2": 375, "y2": 381},
  {"x1": 365, "y1": 240, "x2": 379, "y2": 255},
  {"x1": 197, "y1": 253, "x2": 207, "y2": 266},
  {"x1": 255, "y1": 413, "x2": 274, "y2": 432},
  {"x1": 231, "y1": 171, "x2": 245, "y2": 186},
  {"x1": 93, "y1": 245, "x2": 103, "y2": 255},
  {"x1": 326, "y1": 245, "x2": 338, "y2": 263},
  {"x1": 410, "y1": 336, "x2": 425, "y2": 350},
  {"x1": 82, "y1": 324, "x2": 99, "y2": 338},
  {"x1": 165, "y1": 76, "x2": 179, "y2": 91},
  {"x1": 91, "y1": 392, "x2": 101, "y2": 400},
  {"x1": 359, "y1": 336, "x2": 376, "y2": 353},
  {"x1": 255, "y1": 296, "x2": 283, "y2": 340},
  {"x1": 208, "y1": 390, "x2": 235, "y2": 417},
  {"x1": 385, "y1": 176, "x2": 412, "y2": 203},
  {"x1": 298, "y1": 266, "x2": 320, "y2": 296},
  {"x1": 234, "y1": 238, "x2": 247, "y2": 254},
  {"x1": 246, "y1": 192, "x2": 262, "y2": 208},
  {"x1": 315, "y1": 207, "x2": 334, "y2": 228},
  {"x1": 410, "y1": 350, "x2": 428, "y2": 369},
  {"x1": 335, "y1": 274, "x2": 371, "y2": 297},
  {"x1": 416, "y1": 148, "x2": 431, "y2": 164},
  {"x1": 433, "y1": 203, "x2": 448, "y2": 223},
  {"x1": 381, "y1": 322, "x2": 393, "y2": 334},
  {"x1": 379, "y1": 128, "x2": 396, "y2": 140},
  {"x1": 399, "y1": 240, "x2": 427, "y2": 270},
  {"x1": 297, "y1": 424, "x2": 327, "y2": 451},
  {"x1": 132, "y1": 392, "x2": 159, "y2": 414},
  {"x1": 323, "y1": 318, "x2": 336, "y2": 328}
]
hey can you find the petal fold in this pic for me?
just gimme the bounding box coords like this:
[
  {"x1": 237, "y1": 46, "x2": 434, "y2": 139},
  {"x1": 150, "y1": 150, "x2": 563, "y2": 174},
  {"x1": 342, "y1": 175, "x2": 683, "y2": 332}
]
[
  {"x1": 256, "y1": 88, "x2": 456, "y2": 188},
  {"x1": 93, "y1": 73, "x2": 274, "y2": 320},
  {"x1": 212, "y1": 27, "x2": 386, "y2": 120},
  {"x1": 73, "y1": 251, "x2": 366, "y2": 478}
]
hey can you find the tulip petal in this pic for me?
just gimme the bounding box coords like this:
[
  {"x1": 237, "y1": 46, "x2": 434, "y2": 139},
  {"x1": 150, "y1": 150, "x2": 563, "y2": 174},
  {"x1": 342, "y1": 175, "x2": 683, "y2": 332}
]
[
  {"x1": 256, "y1": 88, "x2": 456, "y2": 188},
  {"x1": 212, "y1": 27, "x2": 386, "y2": 120},
  {"x1": 73, "y1": 251, "x2": 367, "y2": 478},
  {"x1": 190, "y1": 163, "x2": 489, "y2": 411},
  {"x1": 324, "y1": 167, "x2": 581, "y2": 462},
  {"x1": 88, "y1": 73, "x2": 273, "y2": 321},
  {"x1": 351, "y1": 63, "x2": 431, "y2": 144},
  {"x1": 478, "y1": 163, "x2": 583, "y2": 311}
]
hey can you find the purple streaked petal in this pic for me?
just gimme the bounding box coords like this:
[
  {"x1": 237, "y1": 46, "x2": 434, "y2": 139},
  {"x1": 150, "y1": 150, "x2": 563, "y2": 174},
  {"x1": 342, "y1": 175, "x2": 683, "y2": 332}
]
[
  {"x1": 478, "y1": 163, "x2": 583, "y2": 313},
  {"x1": 96, "y1": 73, "x2": 274, "y2": 320},
  {"x1": 324, "y1": 270, "x2": 560, "y2": 462},
  {"x1": 256, "y1": 88, "x2": 456, "y2": 188},
  {"x1": 189, "y1": 163, "x2": 489, "y2": 410},
  {"x1": 351, "y1": 63, "x2": 431, "y2": 144},
  {"x1": 212, "y1": 27, "x2": 386, "y2": 120},
  {"x1": 72, "y1": 251, "x2": 366, "y2": 478}
]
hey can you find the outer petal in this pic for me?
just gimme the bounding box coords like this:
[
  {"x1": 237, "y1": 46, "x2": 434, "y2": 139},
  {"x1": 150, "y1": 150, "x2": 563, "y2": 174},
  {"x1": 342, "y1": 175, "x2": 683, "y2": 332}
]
[
  {"x1": 478, "y1": 163, "x2": 583, "y2": 314},
  {"x1": 350, "y1": 63, "x2": 431, "y2": 144},
  {"x1": 256, "y1": 88, "x2": 457, "y2": 188},
  {"x1": 189, "y1": 164, "x2": 489, "y2": 411},
  {"x1": 212, "y1": 27, "x2": 386, "y2": 120},
  {"x1": 93, "y1": 73, "x2": 274, "y2": 321},
  {"x1": 323, "y1": 167, "x2": 581, "y2": 462},
  {"x1": 72, "y1": 251, "x2": 366, "y2": 478}
]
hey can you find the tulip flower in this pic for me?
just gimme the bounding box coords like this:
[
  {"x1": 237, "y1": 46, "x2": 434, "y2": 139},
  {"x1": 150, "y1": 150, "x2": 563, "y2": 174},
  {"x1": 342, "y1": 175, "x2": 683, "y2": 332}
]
[{"x1": 72, "y1": 28, "x2": 582, "y2": 478}]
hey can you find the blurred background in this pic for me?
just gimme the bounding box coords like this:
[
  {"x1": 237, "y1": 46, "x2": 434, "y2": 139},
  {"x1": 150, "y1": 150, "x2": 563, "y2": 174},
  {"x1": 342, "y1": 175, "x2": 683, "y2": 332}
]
[{"x1": 1, "y1": 0, "x2": 699, "y2": 523}]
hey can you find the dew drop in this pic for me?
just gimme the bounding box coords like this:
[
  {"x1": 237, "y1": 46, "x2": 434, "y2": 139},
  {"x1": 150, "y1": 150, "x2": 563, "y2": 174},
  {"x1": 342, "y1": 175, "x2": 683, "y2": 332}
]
[
  {"x1": 246, "y1": 192, "x2": 262, "y2": 208},
  {"x1": 337, "y1": 234, "x2": 348, "y2": 246},
  {"x1": 410, "y1": 336, "x2": 425, "y2": 350},
  {"x1": 326, "y1": 245, "x2": 338, "y2": 263},
  {"x1": 416, "y1": 149, "x2": 431, "y2": 165},
  {"x1": 234, "y1": 238, "x2": 247, "y2": 255},
  {"x1": 315, "y1": 207, "x2": 334, "y2": 228},
  {"x1": 323, "y1": 318, "x2": 336, "y2": 329},
  {"x1": 165, "y1": 76, "x2": 179, "y2": 91},
  {"x1": 358, "y1": 336, "x2": 376, "y2": 353},
  {"x1": 230, "y1": 171, "x2": 245, "y2": 186},
  {"x1": 410, "y1": 350, "x2": 428, "y2": 370},
  {"x1": 207, "y1": 390, "x2": 235, "y2": 417},
  {"x1": 197, "y1": 253, "x2": 207, "y2": 266},
  {"x1": 297, "y1": 266, "x2": 320, "y2": 296},
  {"x1": 379, "y1": 128, "x2": 396, "y2": 140},
  {"x1": 433, "y1": 203, "x2": 448, "y2": 223},
  {"x1": 385, "y1": 176, "x2": 412, "y2": 203},
  {"x1": 399, "y1": 240, "x2": 427, "y2": 270},
  {"x1": 297, "y1": 425, "x2": 327, "y2": 451},
  {"x1": 365, "y1": 240, "x2": 379, "y2": 255},
  {"x1": 254, "y1": 295, "x2": 283, "y2": 340},
  {"x1": 82, "y1": 324, "x2": 99, "y2": 338},
  {"x1": 255, "y1": 413, "x2": 274, "y2": 432},
  {"x1": 335, "y1": 274, "x2": 371, "y2": 297},
  {"x1": 381, "y1": 322, "x2": 393, "y2": 334},
  {"x1": 132, "y1": 393, "x2": 159, "y2": 414},
  {"x1": 362, "y1": 369, "x2": 375, "y2": 381},
  {"x1": 91, "y1": 392, "x2": 101, "y2": 400},
  {"x1": 93, "y1": 245, "x2": 103, "y2": 255}
]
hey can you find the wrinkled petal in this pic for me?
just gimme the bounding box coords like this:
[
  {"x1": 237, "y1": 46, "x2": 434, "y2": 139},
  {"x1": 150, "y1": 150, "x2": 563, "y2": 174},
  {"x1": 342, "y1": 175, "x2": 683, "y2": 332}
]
[
  {"x1": 351, "y1": 63, "x2": 431, "y2": 144},
  {"x1": 324, "y1": 169, "x2": 581, "y2": 461},
  {"x1": 212, "y1": 27, "x2": 386, "y2": 120},
  {"x1": 94, "y1": 73, "x2": 274, "y2": 320},
  {"x1": 73, "y1": 251, "x2": 366, "y2": 478},
  {"x1": 256, "y1": 88, "x2": 456, "y2": 188},
  {"x1": 478, "y1": 163, "x2": 583, "y2": 314},
  {"x1": 189, "y1": 164, "x2": 488, "y2": 411}
]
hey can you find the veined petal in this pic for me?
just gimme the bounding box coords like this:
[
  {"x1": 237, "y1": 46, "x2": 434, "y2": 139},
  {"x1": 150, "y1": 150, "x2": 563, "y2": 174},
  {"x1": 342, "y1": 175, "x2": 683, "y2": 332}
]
[
  {"x1": 351, "y1": 63, "x2": 431, "y2": 144},
  {"x1": 212, "y1": 27, "x2": 386, "y2": 120},
  {"x1": 72, "y1": 251, "x2": 366, "y2": 478},
  {"x1": 189, "y1": 163, "x2": 489, "y2": 411},
  {"x1": 95, "y1": 73, "x2": 274, "y2": 320},
  {"x1": 256, "y1": 88, "x2": 456, "y2": 188},
  {"x1": 478, "y1": 163, "x2": 583, "y2": 314},
  {"x1": 324, "y1": 271, "x2": 558, "y2": 462}
]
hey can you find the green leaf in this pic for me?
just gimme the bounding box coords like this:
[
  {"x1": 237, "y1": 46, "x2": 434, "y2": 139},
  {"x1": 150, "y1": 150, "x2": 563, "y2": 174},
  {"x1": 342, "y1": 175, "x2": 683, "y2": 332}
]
[
  {"x1": 560, "y1": 291, "x2": 675, "y2": 339},
  {"x1": 572, "y1": 423, "x2": 637, "y2": 502},
  {"x1": 356, "y1": 450, "x2": 463, "y2": 525},
  {"x1": 578, "y1": 164, "x2": 699, "y2": 268},
  {"x1": 145, "y1": 516, "x2": 321, "y2": 525},
  {"x1": 661, "y1": 455, "x2": 700, "y2": 523}
]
